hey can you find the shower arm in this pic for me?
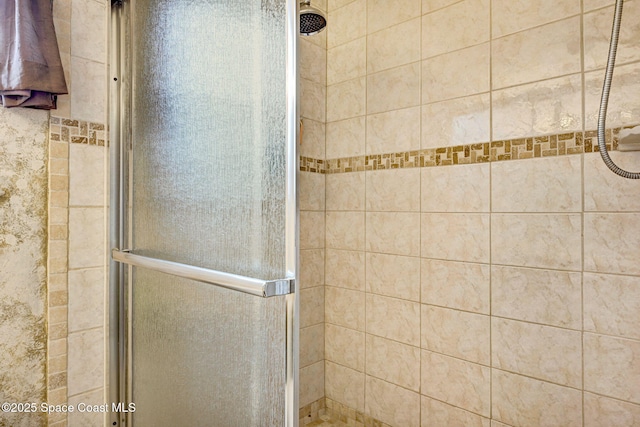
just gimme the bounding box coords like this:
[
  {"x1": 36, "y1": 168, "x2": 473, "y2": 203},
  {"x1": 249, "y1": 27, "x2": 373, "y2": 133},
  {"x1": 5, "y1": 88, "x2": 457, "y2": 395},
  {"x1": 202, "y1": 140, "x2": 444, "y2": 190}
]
[{"x1": 597, "y1": 0, "x2": 640, "y2": 179}]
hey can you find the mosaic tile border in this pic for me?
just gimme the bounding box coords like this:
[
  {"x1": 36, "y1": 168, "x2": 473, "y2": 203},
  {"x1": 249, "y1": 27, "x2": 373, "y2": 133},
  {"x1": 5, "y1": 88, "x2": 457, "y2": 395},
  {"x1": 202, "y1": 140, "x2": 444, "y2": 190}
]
[
  {"x1": 300, "y1": 126, "x2": 632, "y2": 174},
  {"x1": 299, "y1": 398, "x2": 389, "y2": 427},
  {"x1": 50, "y1": 116, "x2": 108, "y2": 146}
]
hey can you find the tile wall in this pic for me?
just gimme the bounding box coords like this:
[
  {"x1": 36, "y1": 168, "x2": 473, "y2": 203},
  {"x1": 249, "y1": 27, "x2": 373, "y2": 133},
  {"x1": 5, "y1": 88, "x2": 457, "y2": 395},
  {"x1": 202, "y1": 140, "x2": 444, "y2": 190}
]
[{"x1": 312, "y1": 0, "x2": 640, "y2": 426}]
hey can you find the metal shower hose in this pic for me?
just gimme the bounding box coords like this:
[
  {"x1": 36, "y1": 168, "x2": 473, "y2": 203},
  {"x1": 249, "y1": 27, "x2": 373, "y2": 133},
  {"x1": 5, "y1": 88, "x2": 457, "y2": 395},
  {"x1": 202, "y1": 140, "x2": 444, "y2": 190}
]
[{"x1": 598, "y1": 0, "x2": 640, "y2": 179}]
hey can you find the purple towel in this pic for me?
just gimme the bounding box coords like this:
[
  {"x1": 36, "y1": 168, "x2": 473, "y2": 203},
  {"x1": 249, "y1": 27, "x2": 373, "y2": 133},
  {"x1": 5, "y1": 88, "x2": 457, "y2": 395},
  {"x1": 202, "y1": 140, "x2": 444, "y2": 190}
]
[{"x1": 0, "y1": 0, "x2": 68, "y2": 109}]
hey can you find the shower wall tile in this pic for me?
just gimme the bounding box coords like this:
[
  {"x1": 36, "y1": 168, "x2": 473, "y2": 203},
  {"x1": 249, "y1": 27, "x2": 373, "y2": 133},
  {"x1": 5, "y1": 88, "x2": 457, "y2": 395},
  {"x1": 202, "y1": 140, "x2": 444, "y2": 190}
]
[
  {"x1": 68, "y1": 268, "x2": 104, "y2": 332},
  {"x1": 421, "y1": 305, "x2": 490, "y2": 365},
  {"x1": 327, "y1": 0, "x2": 366, "y2": 49},
  {"x1": 326, "y1": 116, "x2": 366, "y2": 159},
  {"x1": 300, "y1": 211, "x2": 325, "y2": 249},
  {"x1": 301, "y1": 78, "x2": 327, "y2": 123},
  {"x1": 300, "y1": 286, "x2": 325, "y2": 328},
  {"x1": 421, "y1": 0, "x2": 461, "y2": 13},
  {"x1": 584, "y1": 273, "x2": 640, "y2": 340},
  {"x1": 67, "y1": 328, "x2": 104, "y2": 396},
  {"x1": 421, "y1": 93, "x2": 491, "y2": 148},
  {"x1": 421, "y1": 163, "x2": 490, "y2": 212},
  {"x1": 421, "y1": 43, "x2": 490, "y2": 104},
  {"x1": 68, "y1": 144, "x2": 105, "y2": 207},
  {"x1": 300, "y1": 38, "x2": 327, "y2": 85},
  {"x1": 327, "y1": 37, "x2": 366, "y2": 85},
  {"x1": 365, "y1": 376, "x2": 420, "y2": 427},
  {"x1": 365, "y1": 335, "x2": 420, "y2": 391},
  {"x1": 325, "y1": 361, "x2": 365, "y2": 412},
  {"x1": 584, "y1": 63, "x2": 640, "y2": 129},
  {"x1": 492, "y1": 370, "x2": 583, "y2": 427},
  {"x1": 325, "y1": 286, "x2": 365, "y2": 330},
  {"x1": 492, "y1": 318, "x2": 582, "y2": 387},
  {"x1": 368, "y1": 0, "x2": 421, "y2": 33},
  {"x1": 70, "y1": 56, "x2": 106, "y2": 123},
  {"x1": 492, "y1": 74, "x2": 583, "y2": 140},
  {"x1": 584, "y1": 213, "x2": 640, "y2": 275},
  {"x1": 326, "y1": 172, "x2": 365, "y2": 210},
  {"x1": 325, "y1": 323, "x2": 365, "y2": 371},
  {"x1": 299, "y1": 172, "x2": 326, "y2": 211},
  {"x1": 300, "y1": 249, "x2": 325, "y2": 289},
  {"x1": 71, "y1": 0, "x2": 106, "y2": 63},
  {"x1": 366, "y1": 253, "x2": 421, "y2": 302},
  {"x1": 300, "y1": 361, "x2": 325, "y2": 407},
  {"x1": 491, "y1": 0, "x2": 580, "y2": 38},
  {"x1": 492, "y1": 17, "x2": 581, "y2": 89},
  {"x1": 68, "y1": 388, "x2": 104, "y2": 427},
  {"x1": 300, "y1": 324, "x2": 325, "y2": 368},
  {"x1": 325, "y1": 249, "x2": 365, "y2": 290},
  {"x1": 584, "y1": 393, "x2": 640, "y2": 427},
  {"x1": 584, "y1": 151, "x2": 640, "y2": 212},
  {"x1": 366, "y1": 106, "x2": 421, "y2": 154},
  {"x1": 491, "y1": 214, "x2": 582, "y2": 270},
  {"x1": 491, "y1": 266, "x2": 582, "y2": 329},
  {"x1": 327, "y1": 77, "x2": 366, "y2": 122},
  {"x1": 421, "y1": 0, "x2": 490, "y2": 59},
  {"x1": 300, "y1": 118, "x2": 325, "y2": 159},
  {"x1": 491, "y1": 156, "x2": 582, "y2": 212},
  {"x1": 367, "y1": 19, "x2": 421, "y2": 74},
  {"x1": 421, "y1": 350, "x2": 491, "y2": 416},
  {"x1": 326, "y1": 211, "x2": 365, "y2": 250},
  {"x1": 328, "y1": 0, "x2": 356, "y2": 12},
  {"x1": 583, "y1": 1, "x2": 640, "y2": 72},
  {"x1": 367, "y1": 62, "x2": 421, "y2": 115},
  {"x1": 366, "y1": 294, "x2": 421, "y2": 346},
  {"x1": 366, "y1": 169, "x2": 420, "y2": 212},
  {"x1": 584, "y1": 333, "x2": 640, "y2": 404},
  {"x1": 421, "y1": 259, "x2": 490, "y2": 314},
  {"x1": 421, "y1": 397, "x2": 490, "y2": 427},
  {"x1": 68, "y1": 207, "x2": 105, "y2": 269},
  {"x1": 421, "y1": 213, "x2": 490, "y2": 263},
  {"x1": 583, "y1": 0, "x2": 616, "y2": 11},
  {"x1": 366, "y1": 212, "x2": 421, "y2": 256}
]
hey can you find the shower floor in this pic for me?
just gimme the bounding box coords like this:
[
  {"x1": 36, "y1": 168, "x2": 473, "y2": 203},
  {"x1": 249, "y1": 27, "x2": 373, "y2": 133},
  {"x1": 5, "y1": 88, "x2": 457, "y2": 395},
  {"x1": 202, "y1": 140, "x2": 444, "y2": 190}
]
[{"x1": 306, "y1": 415, "x2": 349, "y2": 427}]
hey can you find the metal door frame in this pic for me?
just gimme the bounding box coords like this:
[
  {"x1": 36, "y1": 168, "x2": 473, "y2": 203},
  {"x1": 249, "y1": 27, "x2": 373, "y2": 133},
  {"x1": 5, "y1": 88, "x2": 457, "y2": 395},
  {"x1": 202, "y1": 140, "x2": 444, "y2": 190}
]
[{"x1": 108, "y1": 1, "x2": 299, "y2": 425}]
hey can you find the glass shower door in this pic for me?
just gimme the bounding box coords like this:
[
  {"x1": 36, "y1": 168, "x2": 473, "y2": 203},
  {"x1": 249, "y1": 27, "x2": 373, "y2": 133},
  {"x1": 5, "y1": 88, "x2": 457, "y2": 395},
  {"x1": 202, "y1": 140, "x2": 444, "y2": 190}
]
[{"x1": 109, "y1": 0, "x2": 298, "y2": 426}]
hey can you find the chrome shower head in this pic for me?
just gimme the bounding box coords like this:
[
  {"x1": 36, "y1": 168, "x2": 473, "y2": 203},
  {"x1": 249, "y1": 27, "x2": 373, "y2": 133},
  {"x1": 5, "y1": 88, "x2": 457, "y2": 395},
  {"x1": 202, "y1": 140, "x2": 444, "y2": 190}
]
[{"x1": 300, "y1": 0, "x2": 327, "y2": 36}]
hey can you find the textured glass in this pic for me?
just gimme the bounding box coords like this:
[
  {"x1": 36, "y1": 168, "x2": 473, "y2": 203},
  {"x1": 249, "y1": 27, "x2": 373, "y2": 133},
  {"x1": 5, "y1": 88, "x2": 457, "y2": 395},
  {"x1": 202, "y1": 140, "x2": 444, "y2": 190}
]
[{"x1": 127, "y1": 0, "x2": 290, "y2": 425}]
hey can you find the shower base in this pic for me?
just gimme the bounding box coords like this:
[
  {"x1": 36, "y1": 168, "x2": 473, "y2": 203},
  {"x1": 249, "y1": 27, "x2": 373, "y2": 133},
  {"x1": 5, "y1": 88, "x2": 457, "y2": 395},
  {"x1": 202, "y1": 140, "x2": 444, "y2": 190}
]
[{"x1": 306, "y1": 414, "x2": 349, "y2": 427}]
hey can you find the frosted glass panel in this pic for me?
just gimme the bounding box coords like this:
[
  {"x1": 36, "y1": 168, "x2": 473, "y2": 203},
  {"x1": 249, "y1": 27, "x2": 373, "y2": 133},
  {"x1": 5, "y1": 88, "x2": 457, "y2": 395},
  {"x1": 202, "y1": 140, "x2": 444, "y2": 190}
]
[{"x1": 131, "y1": 0, "x2": 288, "y2": 280}]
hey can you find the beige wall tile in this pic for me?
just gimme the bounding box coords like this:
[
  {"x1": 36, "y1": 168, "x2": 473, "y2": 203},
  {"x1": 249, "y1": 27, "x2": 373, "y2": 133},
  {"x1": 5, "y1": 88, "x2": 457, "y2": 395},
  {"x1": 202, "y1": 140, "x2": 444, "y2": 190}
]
[
  {"x1": 366, "y1": 212, "x2": 421, "y2": 256},
  {"x1": 584, "y1": 393, "x2": 640, "y2": 427},
  {"x1": 70, "y1": 56, "x2": 106, "y2": 123},
  {"x1": 367, "y1": 62, "x2": 421, "y2": 114},
  {"x1": 366, "y1": 294, "x2": 421, "y2": 346},
  {"x1": 71, "y1": 0, "x2": 106, "y2": 63},
  {"x1": 584, "y1": 333, "x2": 640, "y2": 404},
  {"x1": 584, "y1": 2, "x2": 640, "y2": 72},
  {"x1": 367, "y1": 253, "x2": 421, "y2": 302},
  {"x1": 492, "y1": 318, "x2": 582, "y2": 387},
  {"x1": 300, "y1": 118, "x2": 325, "y2": 159},
  {"x1": 68, "y1": 268, "x2": 104, "y2": 333},
  {"x1": 492, "y1": 370, "x2": 582, "y2": 427},
  {"x1": 68, "y1": 207, "x2": 105, "y2": 269},
  {"x1": 325, "y1": 249, "x2": 365, "y2": 290},
  {"x1": 368, "y1": 0, "x2": 421, "y2": 33},
  {"x1": 421, "y1": 259, "x2": 490, "y2": 314},
  {"x1": 422, "y1": 44, "x2": 490, "y2": 104},
  {"x1": 421, "y1": 213, "x2": 490, "y2": 263},
  {"x1": 492, "y1": 0, "x2": 580, "y2": 37},
  {"x1": 492, "y1": 74, "x2": 582, "y2": 140},
  {"x1": 67, "y1": 328, "x2": 104, "y2": 396},
  {"x1": 366, "y1": 334, "x2": 420, "y2": 391},
  {"x1": 422, "y1": 0, "x2": 490, "y2": 59},
  {"x1": 327, "y1": 0, "x2": 366, "y2": 49},
  {"x1": 300, "y1": 249, "x2": 325, "y2": 289},
  {"x1": 421, "y1": 350, "x2": 491, "y2": 416},
  {"x1": 301, "y1": 78, "x2": 327, "y2": 123},
  {"x1": 584, "y1": 0, "x2": 615, "y2": 11},
  {"x1": 299, "y1": 172, "x2": 325, "y2": 211},
  {"x1": 421, "y1": 305, "x2": 490, "y2": 365},
  {"x1": 300, "y1": 211, "x2": 325, "y2": 250},
  {"x1": 325, "y1": 323, "x2": 365, "y2": 371},
  {"x1": 325, "y1": 286, "x2": 365, "y2": 331},
  {"x1": 326, "y1": 172, "x2": 365, "y2": 211},
  {"x1": 366, "y1": 107, "x2": 421, "y2": 154},
  {"x1": 300, "y1": 286, "x2": 325, "y2": 328},
  {"x1": 491, "y1": 266, "x2": 582, "y2": 329},
  {"x1": 326, "y1": 211, "x2": 365, "y2": 250},
  {"x1": 421, "y1": 163, "x2": 490, "y2": 212},
  {"x1": 492, "y1": 17, "x2": 581, "y2": 89},
  {"x1": 68, "y1": 388, "x2": 104, "y2": 427},
  {"x1": 300, "y1": 324, "x2": 325, "y2": 368},
  {"x1": 584, "y1": 273, "x2": 640, "y2": 340},
  {"x1": 421, "y1": 397, "x2": 490, "y2": 427},
  {"x1": 326, "y1": 116, "x2": 366, "y2": 159},
  {"x1": 367, "y1": 19, "x2": 421, "y2": 74},
  {"x1": 328, "y1": 0, "x2": 356, "y2": 12},
  {"x1": 365, "y1": 376, "x2": 420, "y2": 427},
  {"x1": 325, "y1": 361, "x2": 365, "y2": 411},
  {"x1": 585, "y1": 63, "x2": 640, "y2": 129},
  {"x1": 327, "y1": 37, "x2": 366, "y2": 86},
  {"x1": 491, "y1": 214, "x2": 582, "y2": 270},
  {"x1": 421, "y1": 93, "x2": 491, "y2": 148},
  {"x1": 491, "y1": 156, "x2": 582, "y2": 212},
  {"x1": 585, "y1": 151, "x2": 640, "y2": 212},
  {"x1": 300, "y1": 361, "x2": 325, "y2": 407},
  {"x1": 422, "y1": 0, "x2": 461, "y2": 13},
  {"x1": 300, "y1": 38, "x2": 327, "y2": 85},
  {"x1": 584, "y1": 213, "x2": 640, "y2": 275},
  {"x1": 366, "y1": 169, "x2": 420, "y2": 212},
  {"x1": 327, "y1": 77, "x2": 365, "y2": 123}
]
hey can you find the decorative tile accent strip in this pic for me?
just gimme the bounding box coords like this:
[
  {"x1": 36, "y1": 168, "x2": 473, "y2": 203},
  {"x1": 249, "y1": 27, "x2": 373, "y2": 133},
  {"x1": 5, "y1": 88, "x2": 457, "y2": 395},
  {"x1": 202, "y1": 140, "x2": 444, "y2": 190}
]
[
  {"x1": 301, "y1": 126, "x2": 632, "y2": 174},
  {"x1": 325, "y1": 398, "x2": 389, "y2": 427},
  {"x1": 299, "y1": 397, "x2": 326, "y2": 425},
  {"x1": 50, "y1": 116, "x2": 108, "y2": 146}
]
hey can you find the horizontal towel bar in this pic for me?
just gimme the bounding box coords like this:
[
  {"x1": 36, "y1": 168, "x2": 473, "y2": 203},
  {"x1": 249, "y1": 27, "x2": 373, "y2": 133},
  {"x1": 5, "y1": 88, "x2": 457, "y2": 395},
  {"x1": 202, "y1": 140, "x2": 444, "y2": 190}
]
[{"x1": 111, "y1": 249, "x2": 294, "y2": 298}]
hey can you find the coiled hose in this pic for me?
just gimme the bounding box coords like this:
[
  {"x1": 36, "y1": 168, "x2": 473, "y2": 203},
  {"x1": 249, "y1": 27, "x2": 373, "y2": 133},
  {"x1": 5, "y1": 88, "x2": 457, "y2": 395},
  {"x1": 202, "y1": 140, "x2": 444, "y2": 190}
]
[{"x1": 597, "y1": 0, "x2": 640, "y2": 179}]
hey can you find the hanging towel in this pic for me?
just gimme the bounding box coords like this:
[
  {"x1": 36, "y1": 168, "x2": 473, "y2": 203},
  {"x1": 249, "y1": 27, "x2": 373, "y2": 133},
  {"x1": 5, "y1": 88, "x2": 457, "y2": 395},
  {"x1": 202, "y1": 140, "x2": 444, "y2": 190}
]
[{"x1": 0, "y1": 0, "x2": 68, "y2": 109}]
